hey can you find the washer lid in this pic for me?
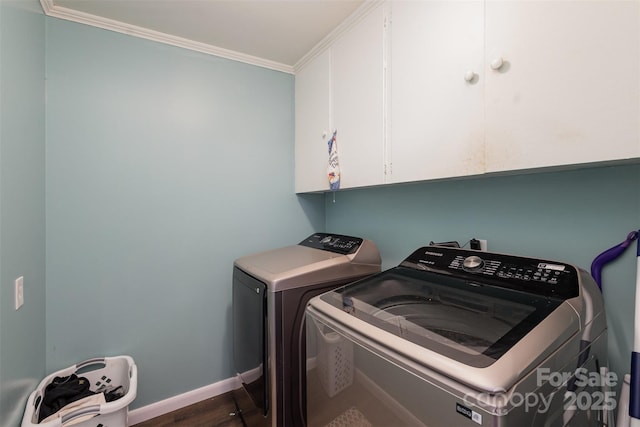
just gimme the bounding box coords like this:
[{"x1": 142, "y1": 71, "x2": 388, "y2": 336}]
[
  {"x1": 320, "y1": 266, "x2": 572, "y2": 369},
  {"x1": 234, "y1": 234, "x2": 381, "y2": 291},
  {"x1": 236, "y1": 244, "x2": 341, "y2": 277}
]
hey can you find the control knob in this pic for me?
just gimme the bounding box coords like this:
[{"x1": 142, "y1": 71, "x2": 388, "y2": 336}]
[{"x1": 463, "y1": 255, "x2": 484, "y2": 272}]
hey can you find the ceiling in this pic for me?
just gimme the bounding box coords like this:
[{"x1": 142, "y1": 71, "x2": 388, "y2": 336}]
[{"x1": 42, "y1": 0, "x2": 366, "y2": 73}]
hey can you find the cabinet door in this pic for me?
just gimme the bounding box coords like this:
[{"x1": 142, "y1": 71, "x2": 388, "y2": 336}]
[
  {"x1": 389, "y1": 0, "x2": 485, "y2": 184},
  {"x1": 295, "y1": 50, "x2": 331, "y2": 193},
  {"x1": 485, "y1": 0, "x2": 640, "y2": 172},
  {"x1": 331, "y1": 4, "x2": 386, "y2": 189}
]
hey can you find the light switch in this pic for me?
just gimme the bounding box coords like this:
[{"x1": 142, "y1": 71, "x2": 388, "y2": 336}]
[{"x1": 15, "y1": 276, "x2": 24, "y2": 310}]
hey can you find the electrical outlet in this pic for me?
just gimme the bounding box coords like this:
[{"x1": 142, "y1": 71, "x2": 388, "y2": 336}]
[
  {"x1": 15, "y1": 276, "x2": 24, "y2": 310},
  {"x1": 470, "y1": 238, "x2": 488, "y2": 251}
]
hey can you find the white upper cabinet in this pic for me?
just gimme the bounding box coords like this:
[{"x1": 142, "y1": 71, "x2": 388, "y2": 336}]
[
  {"x1": 331, "y1": 4, "x2": 387, "y2": 189},
  {"x1": 484, "y1": 0, "x2": 640, "y2": 172},
  {"x1": 389, "y1": 0, "x2": 485, "y2": 184},
  {"x1": 294, "y1": 0, "x2": 640, "y2": 192},
  {"x1": 294, "y1": 3, "x2": 386, "y2": 192},
  {"x1": 295, "y1": 49, "x2": 331, "y2": 193}
]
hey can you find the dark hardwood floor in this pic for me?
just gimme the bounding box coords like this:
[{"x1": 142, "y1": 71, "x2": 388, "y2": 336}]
[{"x1": 131, "y1": 391, "x2": 245, "y2": 427}]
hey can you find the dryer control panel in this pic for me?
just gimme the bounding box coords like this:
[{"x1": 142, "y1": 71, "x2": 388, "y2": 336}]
[
  {"x1": 401, "y1": 246, "x2": 580, "y2": 299},
  {"x1": 299, "y1": 233, "x2": 364, "y2": 255}
]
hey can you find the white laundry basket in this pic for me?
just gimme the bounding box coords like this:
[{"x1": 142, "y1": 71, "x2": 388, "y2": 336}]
[
  {"x1": 314, "y1": 318, "x2": 354, "y2": 397},
  {"x1": 21, "y1": 355, "x2": 137, "y2": 427}
]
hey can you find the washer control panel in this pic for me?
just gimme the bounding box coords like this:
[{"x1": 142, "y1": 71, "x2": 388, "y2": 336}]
[
  {"x1": 402, "y1": 246, "x2": 579, "y2": 299},
  {"x1": 299, "y1": 233, "x2": 363, "y2": 255}
]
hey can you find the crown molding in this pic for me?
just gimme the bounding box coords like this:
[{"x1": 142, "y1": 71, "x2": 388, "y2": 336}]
[
  {"x1": 39, "y1": 0, "x2": 296, "y2": 74},
  {"x1": 293, "y1": 0, "x2": 384, "y2": 73}
]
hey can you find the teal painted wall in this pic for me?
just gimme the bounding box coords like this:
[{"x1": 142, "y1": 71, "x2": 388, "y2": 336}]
[
  {"x1": 325, "y1": 164, "x2": 640, "y2": 386},
  {"x1": 0, "y1": 1, "x2": 46, "y2": 426},
  {"x1": 0, "y1": 2, "x2": 637, "y2": 419},
  {"x1": 45, "y1": 19, "x2": 323, "y2": 408}
]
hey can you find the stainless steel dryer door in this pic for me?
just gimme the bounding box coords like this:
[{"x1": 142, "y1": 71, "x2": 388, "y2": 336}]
[{"x1": 233, "y1": 267, "x2": 268, "y2": 415}]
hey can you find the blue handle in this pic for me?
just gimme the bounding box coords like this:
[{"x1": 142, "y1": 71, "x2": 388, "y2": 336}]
[{"x1": 590, "y1": 231, "x2": 638, "y2": 289}]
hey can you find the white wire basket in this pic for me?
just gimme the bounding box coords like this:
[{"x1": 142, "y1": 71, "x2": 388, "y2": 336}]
[
  {"x1": 21, "y1": 355, "x2": 137, "y2": 427},
  {"x1": 314, "y1": 318, "x2": 354, "y2": 398}
]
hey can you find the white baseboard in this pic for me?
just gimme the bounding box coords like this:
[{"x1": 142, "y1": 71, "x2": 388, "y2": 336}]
[{"x1": 128, "y1": 376, "x2": 241, "y2": 425}]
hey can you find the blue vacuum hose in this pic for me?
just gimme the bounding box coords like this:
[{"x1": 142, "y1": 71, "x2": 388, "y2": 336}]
[{"x1": 590, "y1": 231, "x2": 638, "y2": 290}]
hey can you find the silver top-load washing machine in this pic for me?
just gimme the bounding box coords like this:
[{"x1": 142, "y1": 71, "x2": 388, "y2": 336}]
[
  {"x1": 306, "y1": 245, "x2": 608, "y2": 427},
  {"x1": 232, "y1": 233, "x2": 381, "y2": 427}
]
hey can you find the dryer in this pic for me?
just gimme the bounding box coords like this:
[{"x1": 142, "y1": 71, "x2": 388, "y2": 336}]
[
  {"x1": 306, "y1": 246, "x2": 609, "y2": 426},
  {"x1": 232, "y1": 233, "x2": 381, "y2": 426}
]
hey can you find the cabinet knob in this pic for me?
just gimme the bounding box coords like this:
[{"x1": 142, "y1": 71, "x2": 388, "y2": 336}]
[
  {"x1": 464, "y1": 70, "x2": 476, "y2": 83},
  {"x1": 490, "y1": 57, "x2": 505, "y2": 71}
]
